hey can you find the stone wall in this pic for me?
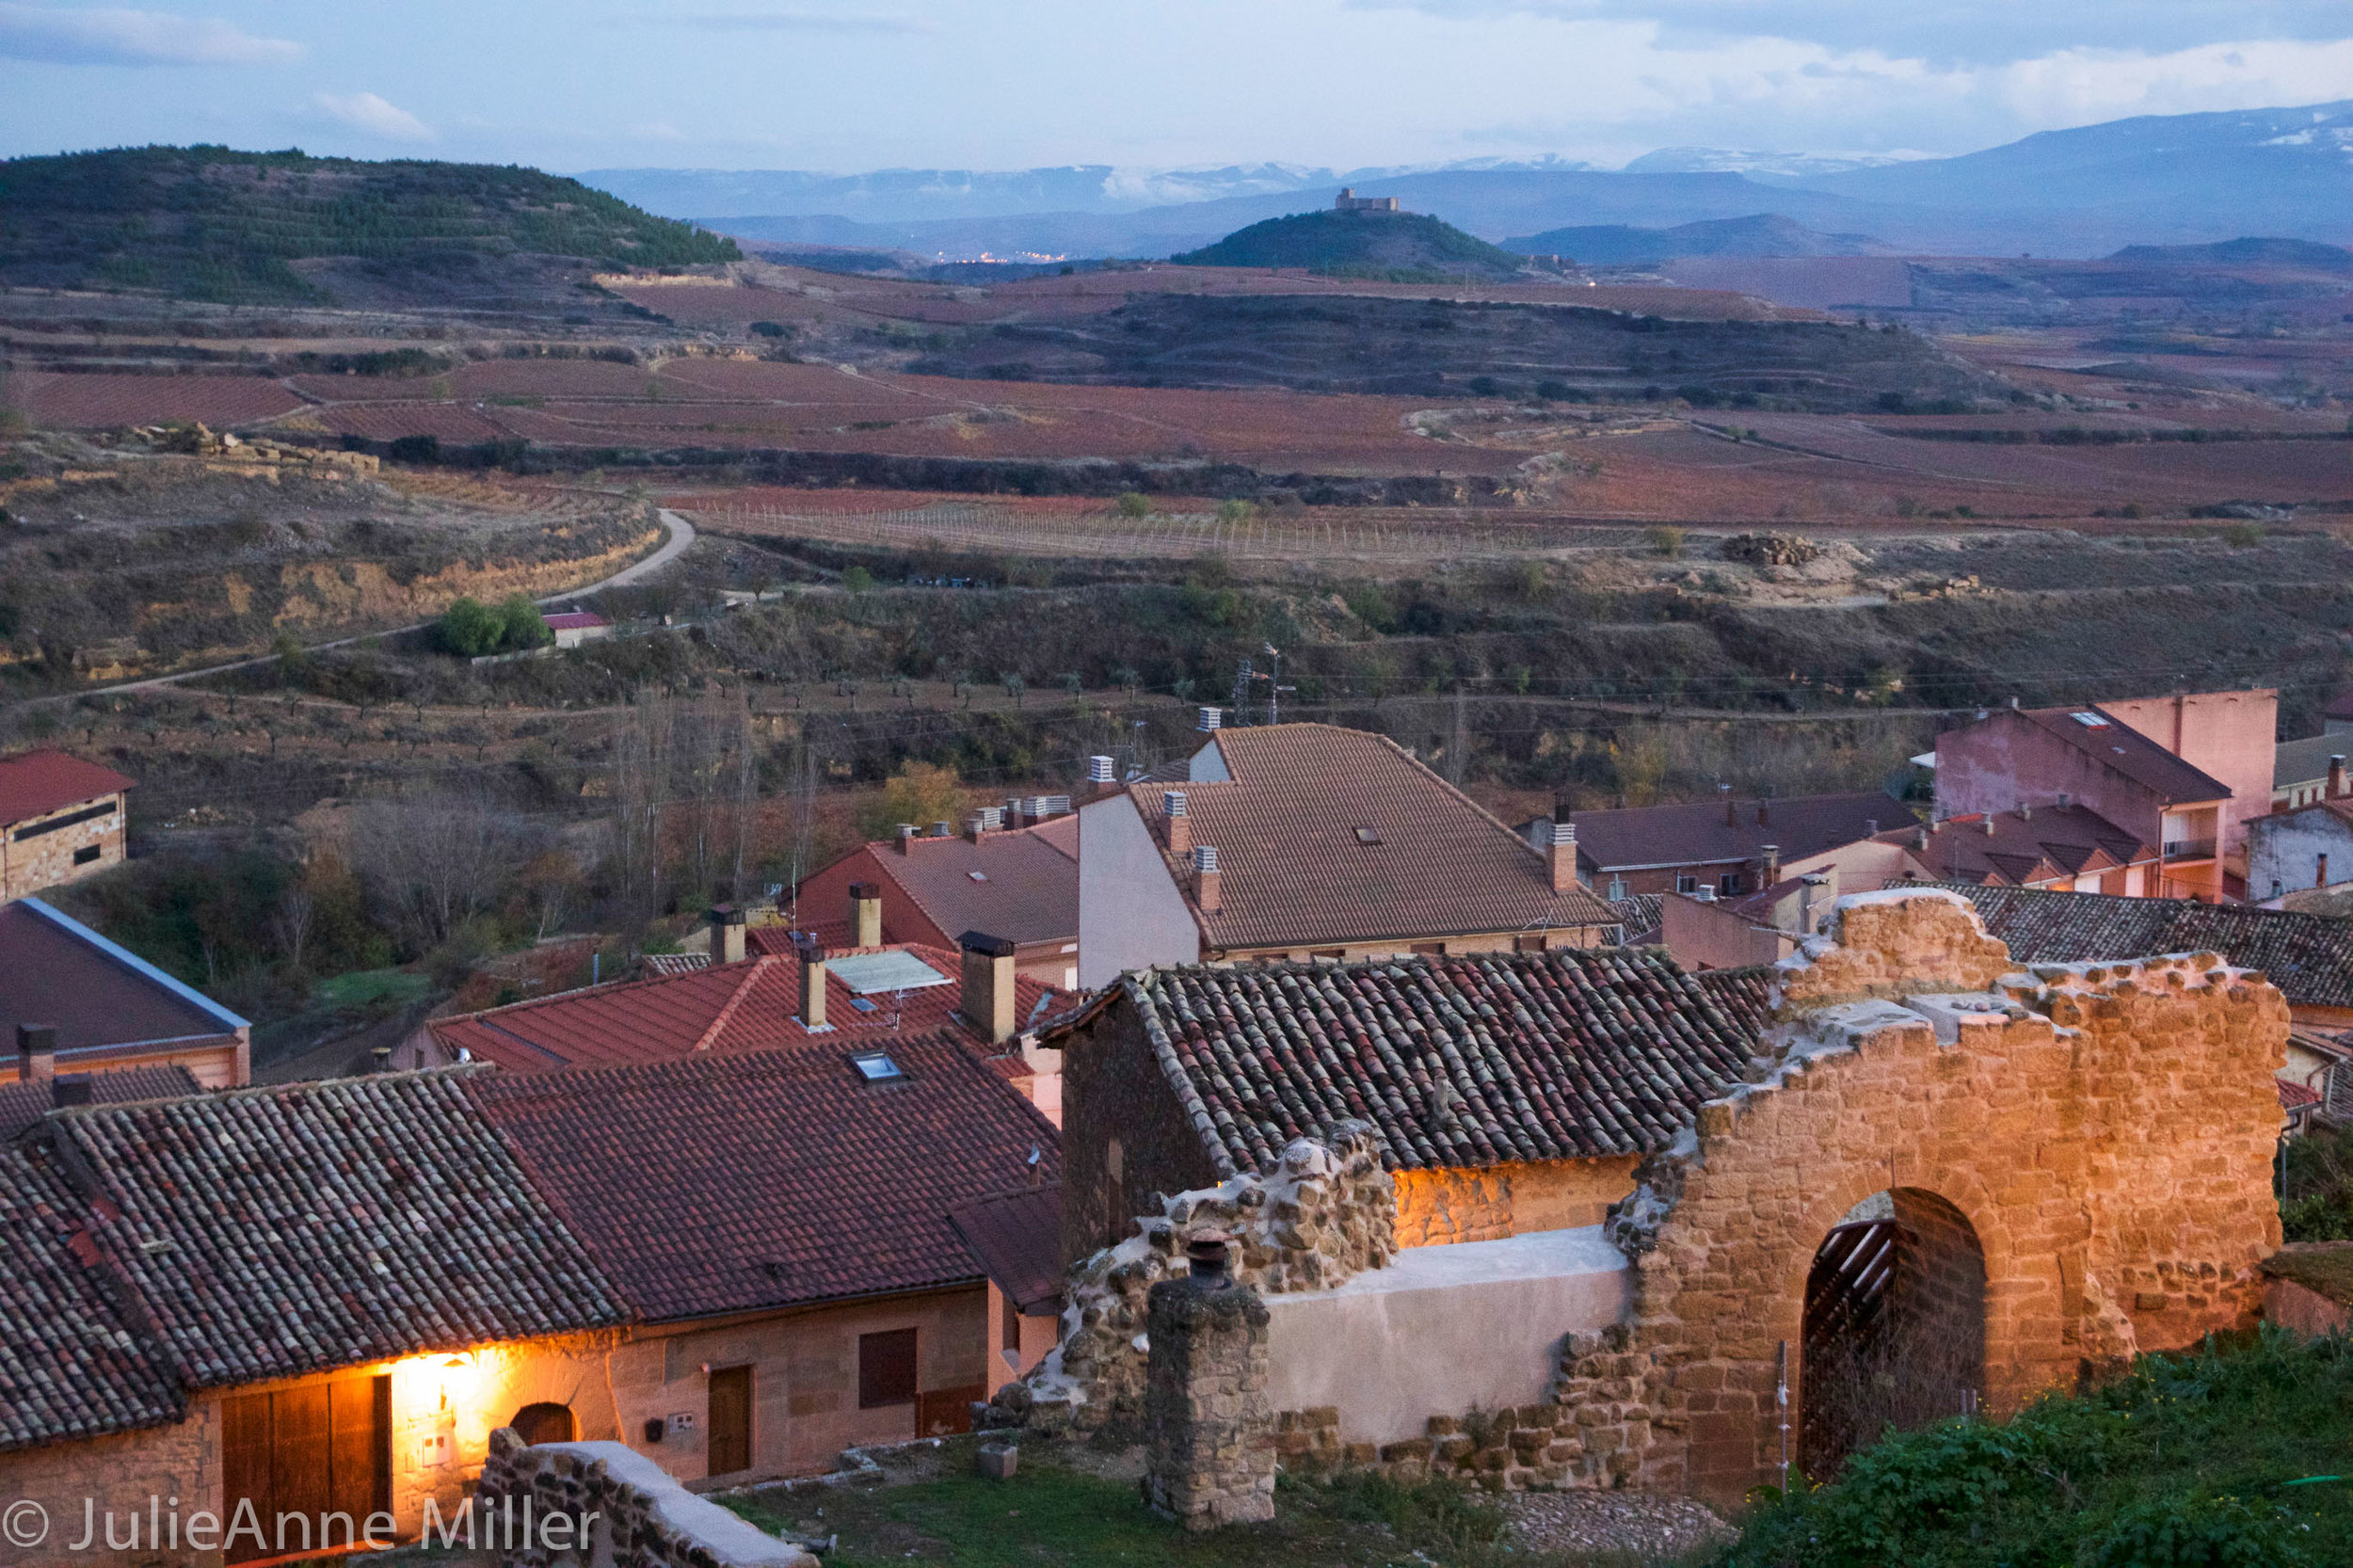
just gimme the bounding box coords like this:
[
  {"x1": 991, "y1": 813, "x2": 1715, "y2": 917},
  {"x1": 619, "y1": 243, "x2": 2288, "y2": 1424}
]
[
  {"x1": 1008, "y1": 1121, "x2": 1392, "y2": 1435},
  {"x1": 1, "y1": 791, "x2": 125, "y2": 902},
  {"x1": 1143, "y1": 1276, "x2": 1276, "y2": 1529},
  {"x1": 474, "y1": 1430, "x2": 816, "y2": 1567},
  {"x1": 1586, "y1": 890, "x2": 2287, "y2": 1503},
  {"x1": 1058, "y1": 997, "x2": 1225, "y2": 1267},
  {"x1": 0, "y1": 1406, "x2": 216, "y2": 1568},
  {"x1": 1392, "y1": 1156, "x2": 1641, "y2": 1246}
]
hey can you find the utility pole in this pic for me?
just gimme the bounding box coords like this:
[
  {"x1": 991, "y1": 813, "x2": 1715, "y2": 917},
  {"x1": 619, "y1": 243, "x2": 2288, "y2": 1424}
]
[
  {"x1": 1260, "y1": 644, "x2": 1294, "y2": 727},
  {"x1": 1447, "y1": 684, "x2": 1466, "y2": 786}
]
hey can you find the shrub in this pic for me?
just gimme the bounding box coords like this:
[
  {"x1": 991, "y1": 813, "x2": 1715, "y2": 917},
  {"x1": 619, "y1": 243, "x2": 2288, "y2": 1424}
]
[
  {"x1": 841, "y1": 566, "x2": 875, "y2": 594},
  {"x1": 1113, "y1": 491, "x2": 1153, "y2": 520},
  {"x1": 388, "y1": 434, "x2": 440, "y2": 465},
  {"x1": 1645, "y1": 524, "x2": 1686, "y2": 559},
  {"x1": 1216, "y1": 498, "x2": 1258, "y2": 523},
  {"x1": 438, "y1": 597, "x2": 504, "y2": 657}
]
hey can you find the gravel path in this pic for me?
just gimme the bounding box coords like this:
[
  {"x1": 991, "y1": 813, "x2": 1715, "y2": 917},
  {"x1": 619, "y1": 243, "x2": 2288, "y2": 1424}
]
[{"x1": 1505, "y1": 1491, "x2": 1736, "y2": 1560}]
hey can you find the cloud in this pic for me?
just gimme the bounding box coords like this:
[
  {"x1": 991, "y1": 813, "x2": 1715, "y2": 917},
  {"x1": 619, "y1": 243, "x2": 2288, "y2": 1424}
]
[
  {"x1": 0, "y1": 3, "x2": 302, "y2": 65},
  {"x1": 665, "y1": 8, "x2": 933, "y2": 34},
  {"x1": 313, "y1": 90, "x2": 435, "y2": 141},
  {"x1": 1351, "y1": 1, "x2": 2353, "y2": 68}
]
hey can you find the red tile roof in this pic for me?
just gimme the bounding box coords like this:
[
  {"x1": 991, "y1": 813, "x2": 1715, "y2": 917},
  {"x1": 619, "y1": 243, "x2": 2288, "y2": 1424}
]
[
  {"x1": 945, "y1": 1183, "x2": 1064, "y2": 1315},
  {"x1": 0, "y1": 1064, "x2": 201, "y2": 1138},
  {"x1": 541, "y1": 612, "x2": 610, "y2": 631},
  {"x1": 1068, "y1": 946, "x2": 1768, "y2": 1178},
  {"x1": 854, "y1": 820, "x2": 1078, "y2": 947},
  {"x1": 0, "y1": 750, "x2": 132, "y2": 826},
  {"x1": 2280, "y1": 1078, "x2": 2323, "y2": 1112},
  {"x1": 468, "y1": 1035, "x2": 1062, "y2": 1320},
  {"x1": 1565, "y1": 792, "x2": 1903, "y2": 874},
  {"x1": 2012, "y1": 705, "x2": 2233, "y2": 805},
  {"x1": 429, "y1": 941, "x2": 1063, "y2": 1073},
  {"x1": 1131, "y1": 725, "x2": 1619, "y2": 952},
  {"x1": 1896, "y1": 804, "x2": 2154, "y2": 888}
]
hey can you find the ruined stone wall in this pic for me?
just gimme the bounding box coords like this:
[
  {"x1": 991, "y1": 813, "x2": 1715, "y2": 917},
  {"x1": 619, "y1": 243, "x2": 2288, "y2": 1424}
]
[
  {"x1": 1587, "y1": 891, "x2": 2287, "y2": 1503},
  {"x1": 474, "y1": 1431, "x2": 815, "y2": 1567},
  {"x1": 1143, "y1": 1278, "x2": 1275, "y2": 1529},
  {"x1": 1057, "y1": 1001, "x2": 1225, "y2": 1269}
]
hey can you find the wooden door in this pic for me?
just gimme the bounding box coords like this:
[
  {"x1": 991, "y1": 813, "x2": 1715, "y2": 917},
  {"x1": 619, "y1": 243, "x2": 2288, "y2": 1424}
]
[
  {"x1": 220, "y1": 1374, "x2": 389, "y2": 1563},
  {"x1": 707, "y1": 1366, "x2": 753, "y2": 1476}
]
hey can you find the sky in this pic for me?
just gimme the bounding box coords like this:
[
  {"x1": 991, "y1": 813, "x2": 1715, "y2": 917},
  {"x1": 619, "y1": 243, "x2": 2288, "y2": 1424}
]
[{"x1": 1, "y1": 0, "x2": 2349, "y2": 174}]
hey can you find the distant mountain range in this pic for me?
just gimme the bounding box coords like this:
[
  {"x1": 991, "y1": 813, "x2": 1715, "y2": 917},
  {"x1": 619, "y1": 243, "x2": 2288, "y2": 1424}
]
[
  {"x1": 585, "y1": 100, "x2": 2353, "y2": 262},
  {"x1": 1507, "y1": 214, "x2": 1894, "y2": 265}
]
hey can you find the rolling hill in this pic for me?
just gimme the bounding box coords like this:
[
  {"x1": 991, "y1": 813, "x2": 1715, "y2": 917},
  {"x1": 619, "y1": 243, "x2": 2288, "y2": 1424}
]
[
  {"x1": 0, "y1": 145, "x2": 740, "y2": 304},
  {"x1": 1507, "y1": 214, "x2": 1891, "y2": 265},
  {"x1": 1170, "y1": 208, "x2": 1531, "y2": 280}
]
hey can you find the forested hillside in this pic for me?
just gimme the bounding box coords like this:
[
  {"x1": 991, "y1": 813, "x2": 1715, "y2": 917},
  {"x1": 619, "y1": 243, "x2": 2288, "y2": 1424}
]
[{"x1": 0, "y1": 145, "x2": 740, "y2": 303}]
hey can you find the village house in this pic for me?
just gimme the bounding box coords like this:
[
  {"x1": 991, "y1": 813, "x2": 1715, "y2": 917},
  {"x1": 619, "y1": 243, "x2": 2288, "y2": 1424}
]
[
  {"x1": 0, "y1": 896, "x2": 250, "y2": 1087},
  {"x1": 1932, "y1": 689, "x2": 2276, "y2": 902},
  {"x1": 418, "y1": 919, "x2": 1067, "y2": 1119},
  {"x1": 0, "y1": 1036, "x2": 1059, "y2": 1565},
  {"x1": 1024, "y1": 890, "x2": 2288, "y2": 1506},
  {"x1": 1893, "y1": 802, "x2": 2159, "y2": 893},
  {"x1": 792, "y1": 805, "x2": 1079, "y2": 989},
  {"x1": 2249, "y1": 762, "x2": 2353, "y2": 903},
  {"x1": 541, "y1": 609, "x2": 614, "y2": 648},
  {"x1": 1075, "y1": 721, "x2": 1621, "y2": 988},
  {"x1": 2272, "y1": 733, "x2": 2345, "y2": 811},
  {"x1": 0, "y1": 750, "x2": 133, "y2": 902},
  {"x1": 1546, "y1": 790, "x2": 1912, "y2": 901}
]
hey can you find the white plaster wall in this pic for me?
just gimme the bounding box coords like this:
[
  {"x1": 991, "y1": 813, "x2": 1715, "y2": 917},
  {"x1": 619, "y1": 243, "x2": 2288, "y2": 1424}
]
[
  {"x1": 1262, "y1": 1227, "x2": 1631, "y2": 1446},
  {"x1": 2250, "y1": 809, "x2": 2353, "y2": 903},
  {"x1": 1077, "y1": 794, "x2": 1198, "y2": 990}
]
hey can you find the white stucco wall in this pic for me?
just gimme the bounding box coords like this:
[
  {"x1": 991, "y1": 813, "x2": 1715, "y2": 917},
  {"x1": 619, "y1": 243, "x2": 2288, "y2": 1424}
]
[
  {"x1": 1262, "y1": 1226, "x2": 1631, "y2": 1445},
  {"x1": 2250, "y1": 808, "x2": 2353, "y2": 904},
  {"x1": 1077, "y1": 794, "x2": 1200, "y2": 989}
]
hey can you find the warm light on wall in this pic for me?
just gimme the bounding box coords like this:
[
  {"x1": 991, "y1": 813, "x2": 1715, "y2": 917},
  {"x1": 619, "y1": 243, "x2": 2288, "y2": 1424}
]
[{"x1": 438, "y1": 1353, "x2": 480, "y2": 1412}]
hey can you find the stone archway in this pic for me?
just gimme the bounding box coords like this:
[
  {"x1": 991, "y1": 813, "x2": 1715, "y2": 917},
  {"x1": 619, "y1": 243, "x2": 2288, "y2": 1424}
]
[
  {"x1": 509, "y1": 1401, "x2": 577, "y2": 1446},
  {"x1": 1800, "y1": 1188, "x2": 1987, "y2": 1479}
]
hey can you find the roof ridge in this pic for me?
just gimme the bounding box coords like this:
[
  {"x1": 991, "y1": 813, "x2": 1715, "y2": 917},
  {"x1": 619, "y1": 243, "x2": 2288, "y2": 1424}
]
[{"x1": 690, "y1": 954, "x2": 777, "y2": 1051}]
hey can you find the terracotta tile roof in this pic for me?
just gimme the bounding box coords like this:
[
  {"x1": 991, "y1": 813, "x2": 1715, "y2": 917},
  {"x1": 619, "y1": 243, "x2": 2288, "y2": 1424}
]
[
  {"x1": 429, "y1": 941, "x2": 1062, "y2": 1073},
  {"x1": 859, "y1": 821, "x2": 1078, "y2": 947},
  {"x1": 1566, "y1": 792, "x2": 1904, "y2": 874},
  {"x1": 945, "y1": 1182, "x2": 1065, "y2": 1314},
  {"x1": 46, "y1": 1068, "x2": 626, "y2": 1390},
  {"x1": 541, "y1": 612, "x2": 609, "y2": 631},
  {"x1": 2011, "y1": 705, "x2": 2232, "y2": 804},
  {"x1": 1912, "y1": 881, "x2": 2353, "y2": 1009},
  {"x1": 1609, "y1": 894, "x2": 1666, "y2": 942},
  {"x1": 1131, "y1": 725, "x2": 1619, "y2": 951},
  {"x1": 468, "y1": 1036, "x2": 1062, "y2": 1321},
  {"x1": 0, "y1": 1140, "x2": 184, "y2": 1450},
  {"x1": 0, "y1": 1064, "x2": 200, "y2": 1138},
  {"x1": 0, "y1": 750, "x2": 133, "y2": 826},
  {"x1": 2280, "y1": 1078, "x2": 2323, "y2": 1111},
  {"x1": 0, "y1": 899, "x2": 248, "y2": 1059},
  {"x1": 1099, "y1": 947, "x2": 1767, "y2": 1179},
  {"x1": 2277, "y1": 734, "x2": 2346, "y2": 792},
  {"x1": 1897, "y1": 805, "x2": 2154, "y2": 888}
]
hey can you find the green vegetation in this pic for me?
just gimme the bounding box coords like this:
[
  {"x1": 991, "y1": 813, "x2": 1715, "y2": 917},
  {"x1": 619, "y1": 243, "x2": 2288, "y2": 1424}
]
[
  {"x1": 438, "y1": 594, "x2": 552, "y2": 657},
  {"x1": 1724, "y1": 1327, "x2": 2353, "y2": 1568},
  {"x1": 2281, "y1": 1123, "x2": 2353, "y2": 1240},
  {"x1": 723, "y1": 1456, "x2": 1569, "y2": 1568},
  {"x1": 1172, "y1": 209, "x2": 1528, "y2": 282},
  {"x1": 0, "y1": 145, "x2": 739, "y2": 302}
]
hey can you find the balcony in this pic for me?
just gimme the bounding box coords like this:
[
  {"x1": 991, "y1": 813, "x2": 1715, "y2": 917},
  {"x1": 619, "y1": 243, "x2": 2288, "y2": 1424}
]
[{"x1": 2161, "y1": 839, "x2": 2217, "y2": 864}]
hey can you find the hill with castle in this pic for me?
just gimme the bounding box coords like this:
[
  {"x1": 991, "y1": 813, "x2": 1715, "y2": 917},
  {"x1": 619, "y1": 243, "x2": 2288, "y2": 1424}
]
[{"x1": 1171, "y1": 192, "x2": 1532, "y2": 281}]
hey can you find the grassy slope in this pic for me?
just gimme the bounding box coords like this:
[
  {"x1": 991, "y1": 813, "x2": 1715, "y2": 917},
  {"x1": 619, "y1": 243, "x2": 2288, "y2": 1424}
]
[
  {"x1": 0, "y1": 145, "x2": 740, "y2": 302},
  {"x1": 1725, "y1": 1328, "x2": 2353, "y2": 1568},
  {"x1": 1172, "y1": 209, "x2": 1528, "y2": 280}
]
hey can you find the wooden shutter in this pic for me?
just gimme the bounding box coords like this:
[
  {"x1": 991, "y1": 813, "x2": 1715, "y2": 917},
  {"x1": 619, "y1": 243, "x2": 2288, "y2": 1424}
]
[
  {"x1": 271, "y1": 1383, "x2": 334, "y2": 1543},
  {"x1": 857, "y1": 1329, "x2": 918, "y2": 1409},
  {"x1": 221, "y1": 1391, "x2": 274, "y2": 1565},
  {"x1": 327, "y1": 1374, "x2": 389, "y2": 1525},
  {"x1": 707, "y1": 1366, "x2": 753, "y2": 1476}
]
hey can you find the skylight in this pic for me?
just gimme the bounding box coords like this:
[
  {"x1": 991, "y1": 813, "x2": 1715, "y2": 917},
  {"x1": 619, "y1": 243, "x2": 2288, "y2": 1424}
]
[
  {"x1": 828, "y1": 951, "x2": 951, "y2": 994},
  {"x1": 2071, "y1": 712, "x2": 2109, "y2": 728},
  {"x1": 849, "y1": 1050, "x2": 904, "y2": 1082},
  {"x1": 1354, "y1": 826, "x2": 1383, "y2": 844}
]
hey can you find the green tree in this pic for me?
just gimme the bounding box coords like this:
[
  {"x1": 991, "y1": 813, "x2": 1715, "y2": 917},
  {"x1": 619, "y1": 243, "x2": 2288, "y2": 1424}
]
[
  {"x1": 498, "y1": 595, "x2": 552, "y2": 650},
  {"x1": 856, "y1": 761, "x2": 970, "y2": 840},
  {"x1": 438, "y1": 597, "x2": 504, "y2": 657},
  {"x1": 841, "y1": 566, "x2": 875, "y2": 594},
  {"x1": 1114, "y1": 492, "x2": 1153, "y2": 520}
]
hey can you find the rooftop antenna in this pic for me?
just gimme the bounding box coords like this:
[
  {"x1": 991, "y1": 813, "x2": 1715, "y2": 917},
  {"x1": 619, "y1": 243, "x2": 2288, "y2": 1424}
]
[{"x1": 1231, "y1": 657, "x2": 1255, "y2": 727}]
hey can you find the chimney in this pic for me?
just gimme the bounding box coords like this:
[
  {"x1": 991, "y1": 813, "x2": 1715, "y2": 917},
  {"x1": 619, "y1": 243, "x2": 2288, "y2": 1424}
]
[
  {"x1": 1004, "y1": 796, "x2": 1029, "y2": 830},
  {"x1": 51, "y1": 1074, "x2": 93, "y2": 1108},
  {"x1": 2057, "y1": 792, "x2": 2070, "y2": 808},
  {"x1": 2331, "y1": 756, "x2": 2347, "y2": 800},
  {"x1": 849, "y1": 881, "x2": 883, "y2": 948},
  {"x1": 1193, "y1": 844, "x2": 1222, "y2": 912},
  {"x1": 1756, "y1": 803, "x2": 1769, "y2": 827},
  {"x1": 930, "y1": 820, "x2": 952, "y2": 838},
  {"x1": 1984, "y1": 816, "x2": 1997, "y2": 836},
  {"x1": 959, "y1": 930, "x2": 1017, "y2": 1045},
  {"x1": 1197, "y1": 707, "x2": 1222, "y2": 733},
  {"x1": 1761, "y1": 843, "x2": 1782, "y2": 885},
  {"x1": 709, "y1": 904, "x2": 746, "y2": 965},
  {"x1": 1865, "y1": 819, "x2": 1880, "y2": 837},
  {"x1": 16, "y1": 1024, "x2": 56, "y2": 1083},
  {"x1": 2320, "y1": 852, "x2": 2331, "y2": 888},
  {"x1": 1548, "y1": 820, "x2": 1577, "y2": 892},
  {"x1": 965, "y1": 812, "x2": 990, "y2": 843},
  {"x1": 1164, "y1": 790, "x2": 1191, "y2": 857},
  {"x1": 896, "y1": 823, "x2": 918, "y2": 856},
  {"x1": 1084, "y1": 754, "x2": 1117, "y2": 802},
  {"x1": 795, "y1": 936, "x2": 828, "y2": 1031},
  {"x1": 2019, "y1": 804, "x2": 2032, "y2": 822}
]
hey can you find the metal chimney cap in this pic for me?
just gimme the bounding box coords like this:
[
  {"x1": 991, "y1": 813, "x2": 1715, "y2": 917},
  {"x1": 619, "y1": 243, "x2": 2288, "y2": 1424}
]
[
  {"x1": 1197, "y1": 707, "x2": 1223, "y2": 731},
  {"x1": 849, "y1": 882, "x2": 879, "y2": 900},
  {"x1": 1164, "y1": 790, "x2": 1188, "y2": 817},
  {"x1": 958, "y1": 930, "x2": 1017, "y2": 959},
  {"x1": 1550, "y1": 820, "x2": 1576, "y2": 846},
  {"x1": 1193, "y1": 844, "x2": 1220, "y2": 873},
  {"x1": 1087, "y1": 754, "x2": 1116, "y2": 782}
]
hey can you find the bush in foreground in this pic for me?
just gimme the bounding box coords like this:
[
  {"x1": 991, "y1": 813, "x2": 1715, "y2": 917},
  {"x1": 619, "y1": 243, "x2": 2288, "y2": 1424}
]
[{"x1": 1722, "y1": 1326, "x2": 2350, "y2": 1568}]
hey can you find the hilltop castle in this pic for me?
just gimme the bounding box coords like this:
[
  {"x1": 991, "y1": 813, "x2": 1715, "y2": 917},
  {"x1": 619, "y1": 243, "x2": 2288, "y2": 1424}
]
[{"x1": 1333, "y1": 187, "x2": 1400, "y2": 213}]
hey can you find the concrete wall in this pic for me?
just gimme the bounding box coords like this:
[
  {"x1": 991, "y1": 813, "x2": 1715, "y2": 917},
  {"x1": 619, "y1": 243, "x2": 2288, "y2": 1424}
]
[
  {"x1": 1077, "y1": 795, "x2": 1198, "y2": 989},
  {"x1": 1264, "y1": 1228, "x2": 1630, "y2": 1447},
  {"x1": 1, "y1": 791, "x2": 126, "y2": 903},
  {"x1": 2249, "y1": 807, "x2": 2353, "y2": 904}
]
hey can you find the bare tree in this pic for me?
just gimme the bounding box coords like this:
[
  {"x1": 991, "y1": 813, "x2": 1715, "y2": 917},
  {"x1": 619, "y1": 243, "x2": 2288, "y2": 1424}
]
[{"x1": 345, "y1": 789, "x2": 538, "y2": 951}]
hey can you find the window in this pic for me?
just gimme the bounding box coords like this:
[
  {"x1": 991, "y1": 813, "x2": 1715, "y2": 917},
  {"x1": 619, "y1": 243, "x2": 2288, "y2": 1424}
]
[
  {"x1": 858, "y1": 1328, "x2": 920, "y2": 1409},
  {"x1": 708, "y1": 1367, "x2": 753, "y2": 1474},
  {"x1": 72, "y1": 844, "x2": 102, "y2": 866},
  {"x1": 1718, "y1": 872, "x2": 1742, "y2": 896},
  {"x1": 1675, "y1": 874, "x2": 1700, "y2": 894},
  {"x1": 1353, "y1": 826, "x2": 1383, "y2": 844},
  {"x1": 510, "y1": 1402, "x2": 576, "y2": 1445},
  {"x1": 848, "y1": 1050, "x2": 903, "y2": 1082},
  {"x1": 10, "y1": 800, "x2": 112, "y2": 841}
]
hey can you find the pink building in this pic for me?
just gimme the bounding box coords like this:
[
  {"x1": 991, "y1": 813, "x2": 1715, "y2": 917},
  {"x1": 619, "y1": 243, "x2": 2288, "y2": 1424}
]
[{"x1": 1933, "y1": 690, "x2": 2275, "y2": 902}]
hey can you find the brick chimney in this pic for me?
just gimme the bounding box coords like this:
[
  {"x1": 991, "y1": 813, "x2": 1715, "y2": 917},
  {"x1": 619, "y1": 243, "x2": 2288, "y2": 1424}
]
[
  {"x1": 16, "y1": 1024, "x2": 56, "y2": 1083},
  {"x1": 710, "y1": 904, "x2": 747, "y2": 965},
  {"x1": 849, "y1": 881, "x2": 883, "y2": 947},
  {"x1": 795, "y1": 936, "x2": 828, "y2": 1031},
  {"x1": 1193, "y1": 844, "x2": 1222, "y2": 912},
  {"x1": 1084, "y1": 754, "x2": 1118, "y2": 803},
  {"x1": 965, "y1": 811, "x2": 991, "y2": 843},
  {"x1": 1724, "y1": 794, "x2": 1737, "y2": 826},
  {"x1": 2331, "y1": 755, "x2": 2347, "y2": 800},
  {"x1": 1761, "y1": 843, "x2": 1782, "y2": 885},
  {"x1": 959, "y1": 930, "x2": 1017, "y2": 1045},
  {"x1": 1164, "y1": 791, "x2": 1191, "y2": 857},
  {"x1": 896, "y1": 823, "x2": 918, "y2": 856},
  {"x1": 1548, "y1": 820, "x2": 1577, "y2": 893}
]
